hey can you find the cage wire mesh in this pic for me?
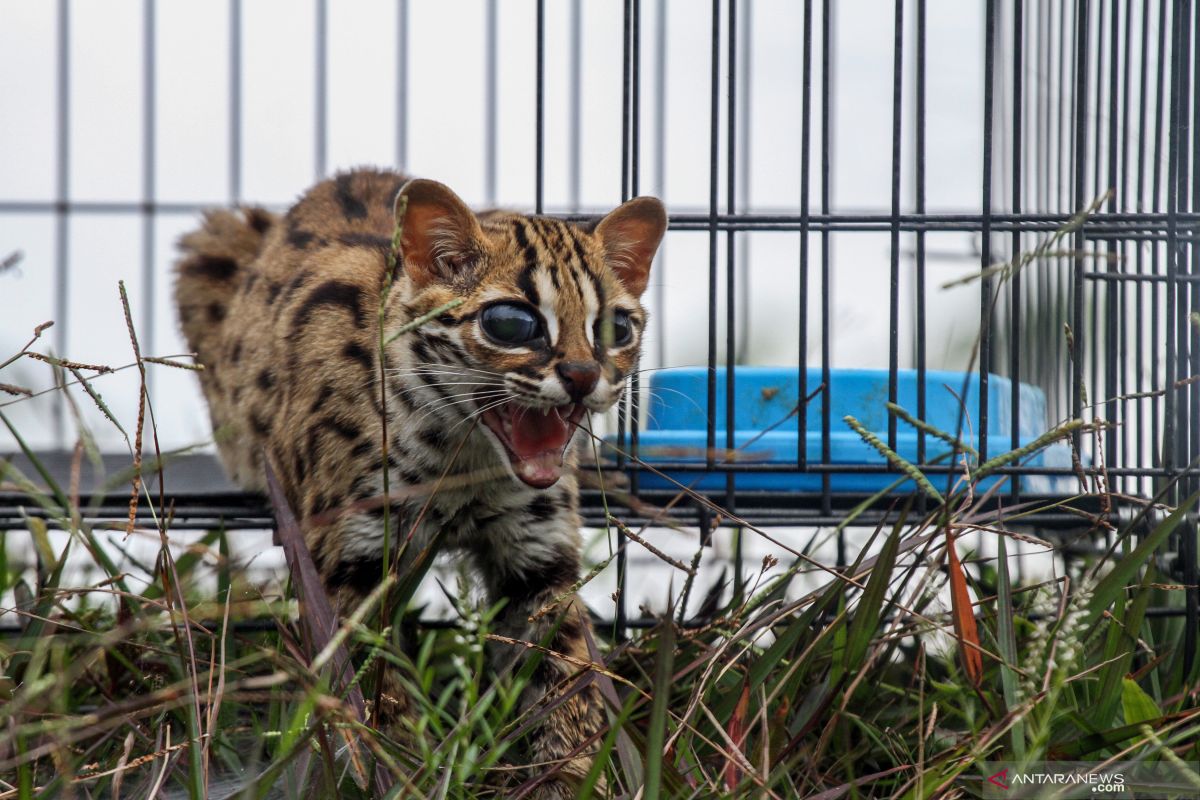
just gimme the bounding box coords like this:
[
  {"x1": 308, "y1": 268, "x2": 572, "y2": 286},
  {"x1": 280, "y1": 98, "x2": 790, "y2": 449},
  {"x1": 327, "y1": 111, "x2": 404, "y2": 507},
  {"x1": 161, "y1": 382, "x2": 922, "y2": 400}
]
[{"x1": 0, "y1": 0, "x2": 1198, "y2": 660}]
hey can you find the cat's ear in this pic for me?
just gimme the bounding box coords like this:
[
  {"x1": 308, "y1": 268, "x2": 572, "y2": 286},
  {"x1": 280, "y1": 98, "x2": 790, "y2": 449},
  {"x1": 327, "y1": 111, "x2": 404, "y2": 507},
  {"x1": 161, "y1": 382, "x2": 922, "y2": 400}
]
[
  {"x1": 592, "y1": 196, "x2": 667, "y2": 297},
  {"x1": 394, "y1": 179, "x2": 485, "y2": 287}
]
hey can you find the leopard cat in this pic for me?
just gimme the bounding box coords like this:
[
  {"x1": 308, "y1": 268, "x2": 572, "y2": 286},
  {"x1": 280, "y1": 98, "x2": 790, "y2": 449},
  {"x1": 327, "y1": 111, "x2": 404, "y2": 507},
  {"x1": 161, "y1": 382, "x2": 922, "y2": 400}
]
[{"x1": 174, "y1": 167, "x2": 665, "y2": 798}]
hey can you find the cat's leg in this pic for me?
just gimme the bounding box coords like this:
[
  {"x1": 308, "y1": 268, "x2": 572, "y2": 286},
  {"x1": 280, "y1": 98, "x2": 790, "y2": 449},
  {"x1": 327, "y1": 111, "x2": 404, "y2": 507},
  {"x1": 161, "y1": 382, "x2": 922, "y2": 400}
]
[{"x1": 476, "y1": 534, "x2": 606, "y2": 799}]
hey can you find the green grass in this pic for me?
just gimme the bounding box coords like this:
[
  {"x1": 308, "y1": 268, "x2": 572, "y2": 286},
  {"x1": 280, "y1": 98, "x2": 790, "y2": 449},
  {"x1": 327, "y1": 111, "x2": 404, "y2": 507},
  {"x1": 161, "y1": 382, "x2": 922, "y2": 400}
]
[
  {"x1": 3, "y1": 389, "x2": 1197, "y2": 798},
  {"x1": 1, "y1": 251, "x2": 1198, "y2": 796}
]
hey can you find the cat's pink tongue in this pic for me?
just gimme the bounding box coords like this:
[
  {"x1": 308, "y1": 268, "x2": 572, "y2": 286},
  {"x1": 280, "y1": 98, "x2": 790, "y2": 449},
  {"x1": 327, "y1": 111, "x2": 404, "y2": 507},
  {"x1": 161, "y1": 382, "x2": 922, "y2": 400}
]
[{"x1": 508, "y1": 407, "x2": 572, "y2": 488}]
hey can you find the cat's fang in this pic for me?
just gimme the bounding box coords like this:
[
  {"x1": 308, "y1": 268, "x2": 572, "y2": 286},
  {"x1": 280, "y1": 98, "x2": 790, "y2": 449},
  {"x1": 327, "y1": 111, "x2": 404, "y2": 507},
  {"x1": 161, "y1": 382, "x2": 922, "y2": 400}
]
[{"x1": 480, "y1": 400, "x2": 584, "y2": 488}]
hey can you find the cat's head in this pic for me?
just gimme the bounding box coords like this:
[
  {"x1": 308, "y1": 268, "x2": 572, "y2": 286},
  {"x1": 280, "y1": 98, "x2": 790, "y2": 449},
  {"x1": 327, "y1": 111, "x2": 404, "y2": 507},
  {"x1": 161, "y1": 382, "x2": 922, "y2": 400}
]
[{"x1": 389, "y1": 178, "x2": 666, "y2": 489}]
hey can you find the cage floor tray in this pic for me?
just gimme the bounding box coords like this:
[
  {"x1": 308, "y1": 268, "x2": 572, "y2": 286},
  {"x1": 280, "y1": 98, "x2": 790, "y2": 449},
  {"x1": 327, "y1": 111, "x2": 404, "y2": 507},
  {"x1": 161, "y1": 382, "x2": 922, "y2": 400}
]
[{"x1": 611, "y1": 367, "x2": 1077, "y2": 495}]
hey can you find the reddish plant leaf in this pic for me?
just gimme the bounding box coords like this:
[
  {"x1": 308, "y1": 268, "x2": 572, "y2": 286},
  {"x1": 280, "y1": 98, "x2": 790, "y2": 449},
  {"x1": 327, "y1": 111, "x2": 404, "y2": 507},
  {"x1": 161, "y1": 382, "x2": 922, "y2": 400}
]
[
  {"x1": 946, "y1": 531, "x2": 983, "y2": 687},
  {"x1": 724, "y1": 677, "x2": 751, "y2": 791}
]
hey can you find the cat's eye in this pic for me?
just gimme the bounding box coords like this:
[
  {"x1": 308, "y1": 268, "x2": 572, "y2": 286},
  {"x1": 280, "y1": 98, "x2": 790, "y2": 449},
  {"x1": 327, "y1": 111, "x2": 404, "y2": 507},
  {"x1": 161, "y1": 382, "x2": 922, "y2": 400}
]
[
  {"x1": 480, "y1": 303, "x2": 545, "y2": 346},
  {"x1": 598, "y1": 309, "x2": 634, "y2": 347}
]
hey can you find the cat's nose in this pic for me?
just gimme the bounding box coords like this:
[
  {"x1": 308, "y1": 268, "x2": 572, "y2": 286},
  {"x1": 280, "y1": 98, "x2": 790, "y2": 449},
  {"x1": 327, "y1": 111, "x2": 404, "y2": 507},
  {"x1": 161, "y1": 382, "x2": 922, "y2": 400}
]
[{"x1": 556, "y1": 361, "x2": 601, "y2": 402}]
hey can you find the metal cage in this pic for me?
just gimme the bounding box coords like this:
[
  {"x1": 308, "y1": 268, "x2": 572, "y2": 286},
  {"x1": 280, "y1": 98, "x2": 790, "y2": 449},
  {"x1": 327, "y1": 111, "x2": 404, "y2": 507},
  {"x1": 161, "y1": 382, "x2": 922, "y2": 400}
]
[{"x1": 1, "y1": 0, "x2": 1198, "y2": 657}]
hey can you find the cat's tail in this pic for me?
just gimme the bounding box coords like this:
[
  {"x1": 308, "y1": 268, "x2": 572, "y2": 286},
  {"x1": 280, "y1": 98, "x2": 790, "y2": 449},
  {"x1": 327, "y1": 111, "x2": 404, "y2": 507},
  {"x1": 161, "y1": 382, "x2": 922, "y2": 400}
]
[{"x1": 174, "y1": 207, "x2": 275, "y2": 365}]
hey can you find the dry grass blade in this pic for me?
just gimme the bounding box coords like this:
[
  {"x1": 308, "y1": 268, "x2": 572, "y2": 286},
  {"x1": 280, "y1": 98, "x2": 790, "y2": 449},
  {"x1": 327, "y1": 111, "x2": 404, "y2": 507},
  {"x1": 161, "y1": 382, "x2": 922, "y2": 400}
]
[
  {"x1": 607, "y1": 513, "x2": 695, "y2": 574},
  {"x1": 67, "y1": 365, "x2": 129, "y2": 445},
  {"x1": 117, "y1": 281, "x2": 146, "y2": 537},
  {"x1": 24, "y1": 351, "x2": 114, "y2": 373},
  {"x1": 843, "y1": 415, "x2": 944, "y2": 503},
  {"x1": 141, "y1": 355, "x2": 205, "y2": 371},
  {"x1": 0, "y1": 320, "x2": 52, "y2": 372}
]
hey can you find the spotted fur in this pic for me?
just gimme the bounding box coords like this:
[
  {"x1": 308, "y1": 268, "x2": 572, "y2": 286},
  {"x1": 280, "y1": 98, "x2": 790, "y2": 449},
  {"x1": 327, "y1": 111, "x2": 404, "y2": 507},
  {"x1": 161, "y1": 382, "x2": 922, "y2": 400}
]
[{"x1": 174, "y1": 167, "x2": 665, "y2": 797}]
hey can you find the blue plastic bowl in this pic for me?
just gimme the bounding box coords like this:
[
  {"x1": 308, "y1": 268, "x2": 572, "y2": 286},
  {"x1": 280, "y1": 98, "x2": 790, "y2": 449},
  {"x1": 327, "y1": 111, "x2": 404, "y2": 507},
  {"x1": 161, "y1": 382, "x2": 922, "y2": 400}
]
[{"x1": 609, "y1": 366, "x2": 1076, "y2": 495}]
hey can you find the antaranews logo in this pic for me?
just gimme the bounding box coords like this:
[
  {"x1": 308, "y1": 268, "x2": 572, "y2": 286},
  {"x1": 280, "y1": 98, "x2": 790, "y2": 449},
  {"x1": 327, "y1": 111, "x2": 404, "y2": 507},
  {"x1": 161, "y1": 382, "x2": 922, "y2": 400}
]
[{"x1": 974, "y1": 761, "x2": 1200, "y2": 799}]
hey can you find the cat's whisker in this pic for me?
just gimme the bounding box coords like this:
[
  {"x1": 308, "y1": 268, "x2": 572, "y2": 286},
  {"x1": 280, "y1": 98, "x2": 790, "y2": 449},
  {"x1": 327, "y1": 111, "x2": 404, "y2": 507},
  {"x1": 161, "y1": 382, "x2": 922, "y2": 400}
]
[
  {"x1": 392, "y1": 381, "x2": 504, "y2": 399},
  {"x1": 388, "y1": 363, "x2": 505, "y2": 380},
  {"x1": 628, "y1": 364, "x2": 698, "y2": 376},
  {"x1": 407, "y1": 388, "x2": 505, "y2": 405},
  {"x1": 409, "y1": 390, "x2": 509, "y2": 428},
  {"x1": 635, "y1": 385, "x2": 707, "y2": 418},
  {"x1": 387, "y1": 369, "x2": 506, "y2": 387},
  {"x1": 452, "y1": 394, "x2": 514, "y2": 434},
  {"x1": 387, "y1": 361, "x2": 497, "y2": 373},
  {"x1": 620, "y1": 396, "x2": 664, "y2": 430}
]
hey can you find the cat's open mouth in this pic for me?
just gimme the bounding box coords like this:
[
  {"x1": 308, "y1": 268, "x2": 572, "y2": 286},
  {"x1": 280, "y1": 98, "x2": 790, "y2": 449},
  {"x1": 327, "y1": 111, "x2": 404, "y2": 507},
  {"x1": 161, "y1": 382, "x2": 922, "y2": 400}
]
[{"x1": 479, "y1": 399, "x2": 586, "y2": 489}]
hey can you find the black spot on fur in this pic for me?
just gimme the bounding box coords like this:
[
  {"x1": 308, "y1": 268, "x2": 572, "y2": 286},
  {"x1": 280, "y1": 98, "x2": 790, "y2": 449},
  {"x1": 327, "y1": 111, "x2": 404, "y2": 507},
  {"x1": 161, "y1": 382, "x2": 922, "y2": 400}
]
[
  {"x1": 207, "y1": 302, "x2": 226, "y2": 322},
  {"x1": 287, "y1": 225, "x2": 317, "y2": 249},
  {"x1": 512, "y1": 221, "x2": 542, "y2": 305},
  {"x1": 526, "y1": 495, "x2": 559, "y2": 522},
  {"x1": 409, "y1": 339, "x2": 433, "y2": 364},
  {"x1": 342, "y1": 341, "x2": 374, "y2": 374},
  {"x1": 266, "y1": 282, "x2": 283, "y2": 305},
  {"x1": 569, "y1": 228, "x2": 590, "y2": 268},
  {"x1": 494, "y1": 547, "x2": 580, "y2": 606},
  {"x1": 292, "y1": 281, "x2": 366, "y2": 330},
  {"x1": 440, "y1": 310, "x2": 476, "y2": 326},
  {"x1": 512, "y1": 218, "x2": 531, "y2": 249},
  {"x1": 582, "y1": 257, "x2": 606, "y2": 309},
  {"x1": 389, "y1": 379, "x2": 415, "y2": 411},
  {"x1": 310, "y1": 543, "x2": 329, "y2": 575},
  {"x1": 334, "y1": 173, "x2": 369, "y2": 220},
  {"x1": 418, "y1": 427, "x2": 447, "y2": 451},
  {"x1": 420, "y1": 375, "x2": 455, "y2": 404},
  {"x1": 555, "y1": 611, "x2": 585, "y2": 642},
  {"x1": 532, "y1": 623, "x2": 586, "y2": 687},
  {"x1": 309, "y1": 493, "x2": 332, "y2": 515},
  {"x1": 249, "y1": 413, "x2": 270, "y2": 437},
  {"x1": 399, "y1": 468, "x2": 424, "y2": 486},
  {"x1": 423, "y1": 334, "x2": 467, "y2": 364},
  {"x1": 311, "y1": 383, "x2": 334, "y2": 412},
  {"x1": 320, "y1": 415, "x2": 362, "y2": 441},
  {"x1": 349, "y1": 440, "x2": 374, "y2": 459},
  {"x1": 513, "y1": 365, "x2": 543, "y2": 381},
  {"x1": 337, "y1": 232, "x2": 393, "y2": 256},
  {"x1": 280, "y1": 270, "x2": 311, "y2": 305},
  {"x1": 230, "y1": 340, "x2": 243, "y2": 363},
  {"x1": 257, "y1": 369, "x2": 275, "y2": 391},
  {"x1": 246, "y1": 208, "x2": 273, "y2": 233},
  {"x1": 185, "y1": 255, "x2": 239, "y2": 281},
  {"x1": 517, "y1": 264, "x2": 541, "y2": 308},
  {"x1": 368, "y1": 453, "x2": 399, "y2": 473},
  {"x1": 327, "y1": 555, "x2": 384, "y2": 593}
]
